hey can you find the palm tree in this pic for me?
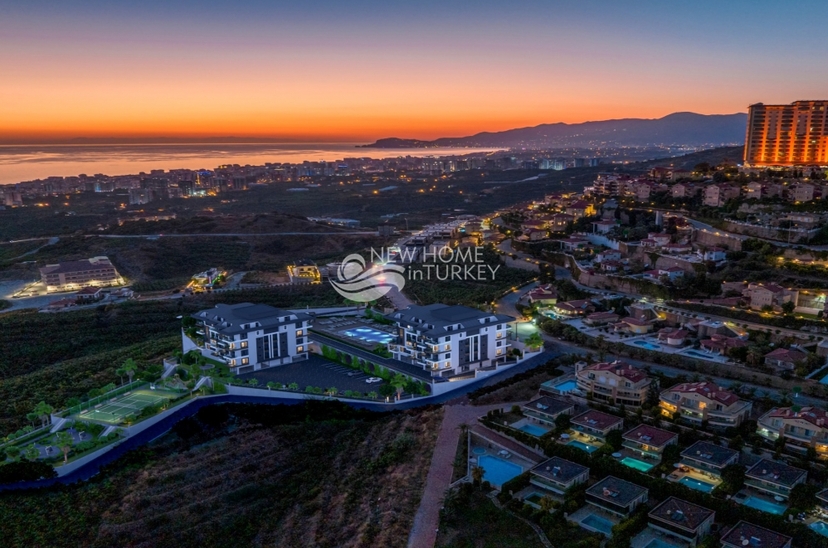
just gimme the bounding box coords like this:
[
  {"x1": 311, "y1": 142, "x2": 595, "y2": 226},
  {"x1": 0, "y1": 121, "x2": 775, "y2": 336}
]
[
  {"x1": 539, "y1": 495, "x2": 555, "y2": 513},
  {"x1": 55, "y1": 431, "x2": 73, "y2": 464},
  {"x1": 367, "y1": 391, "x2": 378, "y2": 399},
  {"x1": 266, "y1": 381, "x2": 276, "y2": 391},
  {"x1": 326, "y1": 387, "x2": 338, "y2": 397},
  {"x1": 391, "y1": 374, "x2": 407, "y2": 400},
  {"x1": 25, "y1": 412, "x2": 39, "y2": 428},
  {"x1": 288, "y1": 382, "x2": 299, "y2": 391},
  {"x1": 122, "y1": 358, "x2": 137, "y2": 385},
  {"x1": 471, "y1": 465, "x2": 485, "y2": 486},
  {"x1": 115, "y1": 367, "x2": 126, "y2": 386},
  {"x1": 33, "y1": 401, "x2": 53, "y2": 428},
  {"x1": 24, "y1": 444, "x2": 39, "y2": 461}
]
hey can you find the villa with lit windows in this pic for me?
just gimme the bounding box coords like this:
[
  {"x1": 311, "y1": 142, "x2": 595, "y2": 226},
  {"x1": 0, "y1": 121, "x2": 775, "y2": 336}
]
[
  {"x1": 386, "y1": 304, "x2": 514, "y2": 376},
  {"x1": 622, "y1": 424, "x2": 678, "y2": 462},
  {"x1": 574, "y1": 361, "x2": 651, "y2": 407},
  {"x1": 287, "y1": 259, "x2": 321, "y2": 284},
  {"x1": 756, "y1": 406, "x2": 828, "y2": 456},
  {"x1": 568, "y1": 409, "x2": 624, "y2": 449},
  {"x1": 659, "y1": 381, "x2": 752, "y2": 428},
  {"x1": 186, "y1": 303, "x2": 312, "y2": 374}
]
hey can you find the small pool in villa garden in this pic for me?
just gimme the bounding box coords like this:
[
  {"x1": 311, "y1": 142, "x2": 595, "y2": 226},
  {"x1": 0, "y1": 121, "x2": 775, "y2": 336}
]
[
  {"x1": 678, "y1": 476, "x2": 715, "y2": 493},
  {"x1": 620, "y1": 457, "x2": 654, "y2": 472},
  {"x1": 519, "y1": 423, "x2": 551, "y2": 437},
  {"x1": 741, "y1": 496, "x2": 786, "y2": 515},
  {"x1": 542, "y1": 379, "x2": 578, "y2": 394},
  {"x1": 568, "y1": 440, "x2": 599, "y2": 453},
  {"x1": 809, "y1": 521, "x2": 828, "y2": 537},
  {"x1": 684, "y1": 350, "x2": 717, "y2": 360},
  {"x1": 633, "y1": 340, "x2": 661, "y2": 351},
  {"x1": 341, "y1": 327, "x2": 395, "y2": 344},
  {"x1": 472, "y1": 447, "x2": 486, "y2": 456},
  {"x1": 644, "y1": 539, "x2": 679, "y2": 548},
  {"x1": 580, "y1": 513, "x2": 614, "y2": 535},
  {"x1": 477, "y1": 455, "x2": 523, "y2": 488},
  {"x1": 524, "y1": 492, "x2": 544, "y2": 505}
]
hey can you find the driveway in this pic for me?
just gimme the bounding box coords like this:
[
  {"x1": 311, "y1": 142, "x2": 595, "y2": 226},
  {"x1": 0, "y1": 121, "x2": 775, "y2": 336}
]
[{"x1": 236, "y1": 354, "x2": 388, "y2": 394}]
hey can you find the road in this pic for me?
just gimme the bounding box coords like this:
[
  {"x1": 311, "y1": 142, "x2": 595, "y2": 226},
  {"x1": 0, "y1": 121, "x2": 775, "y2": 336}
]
[{"x1": 95, "y1": 231, "x2": 378, "y2": 238}]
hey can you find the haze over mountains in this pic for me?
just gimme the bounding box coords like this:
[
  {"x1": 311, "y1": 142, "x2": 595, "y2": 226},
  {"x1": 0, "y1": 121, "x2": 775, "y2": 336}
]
[{"x1": 363, "y1": 112, "x2": 748, "y2": 149}]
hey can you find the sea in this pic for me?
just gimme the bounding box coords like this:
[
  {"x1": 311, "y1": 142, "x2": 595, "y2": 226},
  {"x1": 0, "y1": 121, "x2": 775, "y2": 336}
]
[{"x1": 0, "y1": 143, "x2": 501, "y2": 185}]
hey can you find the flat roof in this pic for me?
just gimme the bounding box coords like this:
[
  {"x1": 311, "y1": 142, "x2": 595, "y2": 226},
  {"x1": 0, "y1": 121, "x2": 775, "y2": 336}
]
[
  {"x1": 622, "y1": 424, "x2": 677, "y2": 448},
  {"x1": 522, "y1": 396, "x2": 573, "y2": 416},
  {"x1": 195, "y1": 303, "x2": 310, "y2": 335},
  {"x1": 721, "y1": 521, "x2": 791, "y2": 548},
  {"x1": 745, "y1": 458, "x2": 806, "y2": 488},
  {"x1": 649, "y1": 497, "x2": 714, "y2": 532},
  {"x1": 586, "y1": 476, "x2": 647, "y2": 507},
  {"x1": 387, "y1": 304, "x2": 513, "y2": 338},
  {"x1": 680, "y1": 441, "x2": 739, "y2": 467},
  {"x1": 531, "y1": 457, "x2": 589, "y2": 483}
]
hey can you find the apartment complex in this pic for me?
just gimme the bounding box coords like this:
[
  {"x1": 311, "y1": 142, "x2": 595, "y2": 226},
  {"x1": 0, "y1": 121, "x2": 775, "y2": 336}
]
[
  {"x1": 745, "y1": 101, "x2": 828, "y2": 166},
  {"x1": 191, "y1": 303, "x2": 312, "y2": 374},
  {"x1": 575, "y1": 361, "x2": 651, "y2": 406},
  {"x1": 386, "y1": 304, "x2": 513, "y2": 376},
  {"x1": 658, "y1": 381, "x2": 752, "y2": 428},
  {"x1": 757, "y1": 406, "x2": 828, "y2": 455},
  {"x1": 39, "y1": 256, "x2": 122, "y2": 292}
]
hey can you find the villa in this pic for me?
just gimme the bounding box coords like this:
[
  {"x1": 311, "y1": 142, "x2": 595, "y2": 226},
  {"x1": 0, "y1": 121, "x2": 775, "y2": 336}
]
[
  {"x1": 699, "y1": 334, "x2": 746, "y2": 356},
  {"x1": 616, "y1": 316, "x2": 652, "y2": 334},
  {"x1": 721, "y1": 522, "x2": 792, "y2": 548},
  {"x1": 526, "y1": 284, "x2": 558, "y2": 306},
  {"x1": 647, "y1": 497, "x2": 715, "y2": 547},
  {"x1": 386, "y1": 304, "x2": 514, "y2": 376},
  {"x1": 584, "y1": 311, "x2": 620, "y2": 326},
  {"x1": 744, "y1": 458, "x2": 807, "y2": 501},
  {"x1": 656, "y1": 327, "x2": 687, "y2": 346},
  {"x1": 585, "y1": 476, "x2": 648, "y2": 517},
  {"x1": 678, "y1": 441, "x2": 739, "y2": 484},
  {"x1": 554, "y1": 299, "x2": 594, "y2": 317},
  {"x1": 286, "y1": 259, "x2": 321, "y2": 284},
  {"x1": 522, "y1": 396, "x2": 574, "y2": 427},
  {"x1": 189, "y1": 303, "x2": 312, "y2": 374},
  {"x1": 659, "y1": 381, "x2": 752, "y2": 428},
  {"x1": 763, "y1": 348, "x2": 807, "y2": 373},
  {"x1": 575, "y1": 361, "x2": 651, "y2": 407},
  {"x1": 622, "y1": 424, "x2": 678, "y2": 462},
  {"x1": 756, "y1": 406, "x2": 828, "y2": 455},
  {"x1": 529, "y1": 457, "x2": 589, "y2": 495},
  {"x1": 570, "y1": 409, "x2": 624, "y2": 443}
]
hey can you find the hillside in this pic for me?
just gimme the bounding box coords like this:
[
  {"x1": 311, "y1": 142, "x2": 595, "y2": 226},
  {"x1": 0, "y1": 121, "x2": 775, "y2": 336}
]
[
  {"x1": 0, "y1": 402, "x2": 442, "y2": 548},
  {"x1": 364, "y1": 112, "x2": 747, "y2": 149}
]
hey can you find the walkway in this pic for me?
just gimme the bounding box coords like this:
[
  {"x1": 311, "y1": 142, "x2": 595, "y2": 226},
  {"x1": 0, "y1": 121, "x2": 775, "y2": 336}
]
[{"x1": 407, "y1": 402, "x2": 507, "y2": 548}]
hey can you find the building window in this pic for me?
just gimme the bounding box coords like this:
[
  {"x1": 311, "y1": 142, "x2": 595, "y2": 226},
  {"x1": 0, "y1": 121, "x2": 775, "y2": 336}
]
[
  {"x1": 297, "y1": 330, "x2": 303, "y2": 336},
  {"x1": 241, "y1": 341, "x2": 248, "y2": 348},
  {"x1": 241, "y1": 358, "x2": 249, "y2": 365},
  {"x1": 297, "y1": 346, "x2": 304, "y2": 353}
]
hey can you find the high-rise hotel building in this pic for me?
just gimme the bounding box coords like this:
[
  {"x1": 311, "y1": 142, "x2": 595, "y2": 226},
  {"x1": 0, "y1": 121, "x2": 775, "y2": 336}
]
[{"x1": 744, "y1": 101, "x2": 828, "y2": 166}]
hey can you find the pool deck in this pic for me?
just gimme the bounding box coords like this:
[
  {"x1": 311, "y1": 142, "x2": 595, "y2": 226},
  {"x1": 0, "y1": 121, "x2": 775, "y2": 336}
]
[
  {"x1": 631, "y1": 527, "x2": 688, "y2": 548},
  {"x1": 666, "y1": 467, "x2": 721, "y2": 492},
  {"x1": 734, "y1": 488, "x2": 789, "y2": 514}
]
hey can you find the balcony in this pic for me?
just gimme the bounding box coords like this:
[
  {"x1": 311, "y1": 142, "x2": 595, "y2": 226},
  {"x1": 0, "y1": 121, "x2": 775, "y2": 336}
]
[{"x1": 745, "y1": 479, "x2": 793, "y2": 497}]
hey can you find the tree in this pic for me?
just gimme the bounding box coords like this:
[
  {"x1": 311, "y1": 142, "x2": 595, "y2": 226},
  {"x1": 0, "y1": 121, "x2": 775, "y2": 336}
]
[
  {"x1": 266, "y1": 381, "x2": 276, "y2": 391},
  {"x1": 288, "y1": 382, "x2": 299, "y2": 391},
  {"x1": 115, "y1": 367, "x2": 126, "y2": 385},
  {"x1": 25, "y1": 412, "x2": 39, "y2": 428},
  {"x1": 5, "y1": 446, "x2": 21, "y2": 461},
  {"x1": 24, "y1": 444, "x2": 39, "y2": 462},
  {"x1": 325, "y1": 387, "x2": 338, "y2": 396},
  {"x1": 539, "y1": 494, "x2": 556, "y2": 513},
  {"x1": 788, "y1": 483, "x2": 818, "y2": 511},
  {"x1": 33, "y1": 401, "x2": 54, "y2": 429},
  {"x1": 122, "y1": 358, "x2": 138, "y2": 384},
  {"x1": 781, "y1": 301, "x2": 795, "y2": 315},
  {"x1": 554, "y1": 413, "x2": 572, "y2": 433},
  {"x1": 55, "y1": 431, "x2": 73, "y2": 464},
  {"x1": 367, "y1": 391, "x2": 378, "y2": 399},
  {"x1": 471, "y1": 465, "x2": 484, "y2": 486},
  {"x1": 720, "y1": 463, "x2": 745, "y2": 492},
  {"x1": 525, "y1": 332, "x2": 543, "y2": 351},
  {"x1": 390, "y1": 374, "x2": 407, "y2": 400},
  {"x1": 605, "y1": 429, "x2": 623, "y2": 451}
]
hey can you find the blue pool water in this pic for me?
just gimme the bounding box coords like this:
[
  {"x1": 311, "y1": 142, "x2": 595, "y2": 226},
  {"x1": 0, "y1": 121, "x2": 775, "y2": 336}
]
[
  {"x1": 679, "y1": 476, "x2": 715, "y2": 493},
  {"x1": 478, "y1": 455, "x2": 523, "y2": 488},
  {"x1": 519, "y1": 424, "x2": 550, "y2": 437},
  {"x1": 741, "y1": 496, "x2": 786, "y2": 515},
  {"x1": 810, "y1": 521, "x2": 828, "y2": 537},
  {"x1": 568, "y1": 440, "x2": 599, "y2": 453},
  {"x1": 821, "y1": 373, "x2": 828, "y2": 385},
  {"x1": 341, "y1": 327, "x2": 395, "y2": 344},
  {"x1": 581, "y1": 514, "x2": 614, "y2": 535},
  {"x1": 621, "y1": 457, "x2": 654, "y2": 472},
  {"x1": 472, "y1": 447, "x2": 486, "y2": 455},
  {"x1": 684, "y1": 350, "x2": 718, "y2": 360},
  {"x1": 645, "y1": 540, "x2": 678, "y2": 548},
  {"x1": 633, "y1": 340, "x2": 661, "y2": 350},
  {"x1": 554, "y1": 380, "x2": 578, "y2": 393}
]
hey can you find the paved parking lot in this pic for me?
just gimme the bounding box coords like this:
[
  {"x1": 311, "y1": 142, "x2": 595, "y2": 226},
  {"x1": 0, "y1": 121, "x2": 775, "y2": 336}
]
[{"x1": 236, "y1": 355, "x2": 388, "y2": 393}]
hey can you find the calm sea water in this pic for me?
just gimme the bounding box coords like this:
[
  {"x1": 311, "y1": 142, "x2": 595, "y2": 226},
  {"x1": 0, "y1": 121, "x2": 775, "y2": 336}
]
[{"x1": 0, "y1": 143, "x2": 501, "y2": 185}]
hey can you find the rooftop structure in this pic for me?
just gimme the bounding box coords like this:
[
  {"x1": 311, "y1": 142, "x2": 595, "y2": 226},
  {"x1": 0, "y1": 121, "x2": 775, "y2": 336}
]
[{"x1": 585, "y1": 476, "x2": 648, "y2": 517}]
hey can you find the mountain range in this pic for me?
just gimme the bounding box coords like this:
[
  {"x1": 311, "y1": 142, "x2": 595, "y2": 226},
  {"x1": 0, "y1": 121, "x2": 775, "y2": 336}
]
[{"x1": 362, "y1": 112, "x2": 747, "y2": 149}]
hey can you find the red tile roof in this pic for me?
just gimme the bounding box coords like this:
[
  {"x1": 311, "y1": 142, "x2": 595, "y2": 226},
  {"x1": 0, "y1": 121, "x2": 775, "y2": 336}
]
[
  {"x1": 622, "y1": 424, "x2": 678, "y2": 448},
  {"x1": 764, "y1": 348, "x2": 807, "y2": 363},
  {"x1": 583, "y1": 361, "x2": 648, "y2": 383},
  {"x1": 663, "y1": 381, "x2": 740, "y2": 406},
  {"x1": 766, "y1": 406, "x2": 828, "y2": 427}
]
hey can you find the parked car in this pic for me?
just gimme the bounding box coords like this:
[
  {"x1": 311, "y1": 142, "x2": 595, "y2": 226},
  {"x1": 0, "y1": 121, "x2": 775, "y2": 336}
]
[{"x1": 365, "y1": 377, "x2": 382, "y2": 384}]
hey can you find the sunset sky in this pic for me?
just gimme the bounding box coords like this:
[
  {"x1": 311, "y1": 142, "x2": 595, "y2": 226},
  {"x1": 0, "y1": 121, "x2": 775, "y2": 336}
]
[{"x1": 2, "y1": 0, "x2": 828, "y2": 143}]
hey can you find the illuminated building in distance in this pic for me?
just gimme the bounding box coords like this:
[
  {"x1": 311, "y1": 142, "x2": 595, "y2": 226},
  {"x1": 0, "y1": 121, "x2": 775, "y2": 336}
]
[{"x1": 744, "y1": 100, "x2": 828, "y2": 166}]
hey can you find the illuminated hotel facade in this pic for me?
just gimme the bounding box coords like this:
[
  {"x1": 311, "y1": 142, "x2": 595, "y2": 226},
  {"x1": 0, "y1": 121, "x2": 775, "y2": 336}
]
[{"x1": 744, "y1": 100, "x2": 828, "y2": 166}]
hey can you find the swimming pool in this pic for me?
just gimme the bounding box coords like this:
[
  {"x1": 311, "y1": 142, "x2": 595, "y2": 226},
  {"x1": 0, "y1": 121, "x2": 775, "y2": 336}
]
[
  {"x1": 519, "y1": 423, "x2": 550, "y2": 437},
  {"x1": 472, "y1": 447, "x2": 486, "y2": 455},
  {"x1": 684, "y1": 350, "x2": 719, "y2": 361},
  {"x1": 478, "y1": 455, "x2": 523, "y2": 488},
  {"x1": 580, "y1": 513, "x2": 614, "y2": 535},
  {"x1": 633, "y1": 340, "x2": 661, "y2": 351},
  {"x1": 554, "y1": 380, "x2": 578, "y2": 393},
  {"x1": 809, "y1": 521, "x2": 828, "y2": 537},
  {"x1": 821, "y1": 373, "x2": 828, "y2": 385},
  {"x1": 679, "y1": 476, "x2": 715, "y2": 493},
  {"x1": 568, "y1": 440, "x2": 599, "y2": 453},
  {"x1": 644, "y1": 539, "x2": 679, "y2": 548},
  {"x1": 741, "y1": 496, "x2": 786, "y2": 515},
  {"x1": 341, "y1": 327, "x2": 395, "y2": 344},
  {"x1": 621, "y1": 457, "x2": 654, "y2": 472}
]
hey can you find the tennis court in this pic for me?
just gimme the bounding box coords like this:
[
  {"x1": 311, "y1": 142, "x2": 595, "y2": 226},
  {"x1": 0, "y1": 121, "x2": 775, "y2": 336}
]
[{"x1": 77, "y1": 388, "x2": 180, "y2": 424}]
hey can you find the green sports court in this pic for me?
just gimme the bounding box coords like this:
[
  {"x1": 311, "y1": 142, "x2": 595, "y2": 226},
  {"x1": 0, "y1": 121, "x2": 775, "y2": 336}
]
[{"x1": 76, "y1": 388, "x2": 181, "y2": 425}]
